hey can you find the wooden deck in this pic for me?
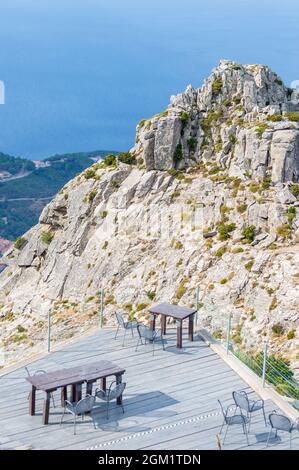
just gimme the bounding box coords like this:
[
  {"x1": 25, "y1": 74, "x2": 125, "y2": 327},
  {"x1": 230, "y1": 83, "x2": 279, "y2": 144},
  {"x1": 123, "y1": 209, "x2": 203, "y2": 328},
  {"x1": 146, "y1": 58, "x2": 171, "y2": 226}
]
[{"x1": 0, "y1": 328, "x2": 298, "y2": 450}]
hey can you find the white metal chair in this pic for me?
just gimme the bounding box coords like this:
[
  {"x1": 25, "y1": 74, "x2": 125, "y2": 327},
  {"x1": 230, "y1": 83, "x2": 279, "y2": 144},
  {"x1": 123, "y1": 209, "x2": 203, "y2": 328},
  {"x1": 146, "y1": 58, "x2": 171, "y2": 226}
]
[
  {"x1": 218, "y1": 399, "x2": 250, "y2": 446},
  {"x1": 266, "y1": 412, "x2": 299, "y2": 449},
  {"x1": 232, "y1": 390, "x2": 267, "y2": 430},
  {"x1": 135, "y1": 324, "x2": 165, "y2": 356},
  {"x1": 115, "y1": 312, "x2": 139, "y2": 346},
  {"x1": 60, "y1": 394, "x2": 96, "y2": 435},
  {"x1": 95, "y1": 380, "x2": 126, "y2": 420}
]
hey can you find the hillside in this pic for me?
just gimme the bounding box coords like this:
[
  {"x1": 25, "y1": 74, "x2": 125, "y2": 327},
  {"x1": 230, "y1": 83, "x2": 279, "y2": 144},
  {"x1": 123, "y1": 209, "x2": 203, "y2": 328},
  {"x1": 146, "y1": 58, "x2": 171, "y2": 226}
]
[
  {"x1": 0, "y1": 152, "x2": 35, "y2": 178},
  {"x1": 0, "y1": 150, "x2": 118, "y2": 240},
  {"x1": 0, "y1": 60, "x2": 298, "y2": 370}
]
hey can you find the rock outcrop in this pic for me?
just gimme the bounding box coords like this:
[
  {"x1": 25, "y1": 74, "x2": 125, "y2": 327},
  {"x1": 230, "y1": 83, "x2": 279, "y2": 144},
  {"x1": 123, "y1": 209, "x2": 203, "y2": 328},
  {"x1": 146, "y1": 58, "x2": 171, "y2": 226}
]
[{"x1": 0, "y1": 61, "x2": 298, "y2": 372}]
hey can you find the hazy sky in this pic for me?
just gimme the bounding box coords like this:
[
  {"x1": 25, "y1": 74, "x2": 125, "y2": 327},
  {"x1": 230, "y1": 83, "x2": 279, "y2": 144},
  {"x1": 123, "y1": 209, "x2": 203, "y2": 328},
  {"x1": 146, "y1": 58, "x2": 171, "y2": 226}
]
[{"x1": 0, "y1": 0, "x2": 298, "y2": 159}]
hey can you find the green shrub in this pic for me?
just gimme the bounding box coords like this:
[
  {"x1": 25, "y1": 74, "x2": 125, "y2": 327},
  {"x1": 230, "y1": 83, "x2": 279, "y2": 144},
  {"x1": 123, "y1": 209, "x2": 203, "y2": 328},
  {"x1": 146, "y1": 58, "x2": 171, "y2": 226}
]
[
  {"x1": 174, "y1": 143, "x2": 183, "y2": 161},
  {"x1": 287, "y1": 206, "x2": 296, "y2": 222},
  {"x1": 255, "y1": 123, "x2": 269, "y2": 139},
  {"x1": 237, "y1": 203, "x2": 247, "y2": 214},
  {"x1": 118, "y1": 152, "x2": 136, "y2": 165},
  {"x1": 218, "y1": 223, "x2": 236, "y2": 241},
  {"x1": 213, "y1": 329, "x2": 223, "y2": 339},
  {"x1": 231, "y1": 247, "x2": 244, "y2": 254},
  {"x1": 138, "y1": 119, "x2": 146, "y2": 128},
  {"x1": 84, "y1": 169, "x2": 96, "y2": 179},
  {"x1": 136, "y1": 303, "x2": 148, "y2": 311},
  {"x1": 261, "y1": 176, "x2": 272, "y2": 190},
  {"x1": 269, "y1": 296, "x2": 278, "y2": 311},
  {"x1": 180, "y1": 112, "x2": 189, "y2": 134},
  {"x1": 276, "y1": 224, "x2": 292, "y2": 239},
  {"x1": 167, "y1": 169, "x2": 185, "y2": 180},
  {"x1": 212, "y1": 78, "x2": 223, "y2": 95},
  {"x1": 220, "y1": 278, "x2": 228, "y2": 285},
  {"x1": 290, "y1": 184, "x2": 299, "y2": 198},
  {"x1": 231, "y1": 64, "x2": 242, "y2": 70},
  {"x1": 229, "y1": 134, "x2": 238, "y2": 145},
  {"x1": 285, "y1": 112, "x2": 299, "y2": 122},
  {"x1": 14, "y1": 236, "x2": 27, "y2": 250},
  {"x1": 88, "y1": 190, "x2": 97, "y2": 202},
  {"x1": 215, "y1": 245, "x2": 227, "y2": 257},
  {"x1": 287, "y1": 329, "x2": 296, "y2": 340},
  {"x1": 17, "y1": 325, "x2": 27, "y2": 333},
  {"x1": 249, "y1": 182, "x2": 259, "y2": 193},
  {"x1": 187, "y1": 137, "x2": 198, "y2": 151},
  {"x1": 241, "y1": 225, "x2": 255, "y2": 243},
  {"x1": 223, "y1": 99, "x2": 231, "y2": 107},
  {"x1": 103, "y1": 154, "x2": 116, "y2": 166},
  {"x1": 208, "y1": 165, "x2": 221, "y2": 175},
  {"x1": 100, "y1": 210, "x2": 108, "y2": 219},
  {"x1": 267, "y1": 114, "x2": 282, "y2": 122},
  {"x1": 245, "y1": 260, "x2": 254, "y2": 271},
  {"x1": 272, "y1": 322, "x2": 284, "y2": 336},
  {"x1": 41, "y1": 231, "x2": 54, "y2": 245},
  {"x1": 146, "y1": 291, "x2": 156, "y2": 301},
  {"x1": 275, "y1": 78, "x2": 283, "y2": 86},
  {"x1": 175, "y1": 278, "x2": 187, "y2": 299}
]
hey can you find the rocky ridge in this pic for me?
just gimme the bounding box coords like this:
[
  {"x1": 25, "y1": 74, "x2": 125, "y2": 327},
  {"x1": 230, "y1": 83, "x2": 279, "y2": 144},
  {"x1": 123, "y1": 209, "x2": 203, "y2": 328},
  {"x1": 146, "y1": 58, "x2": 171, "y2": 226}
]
[{"x1": 0, "y1": 61, "x2": 298, "y2": 372}]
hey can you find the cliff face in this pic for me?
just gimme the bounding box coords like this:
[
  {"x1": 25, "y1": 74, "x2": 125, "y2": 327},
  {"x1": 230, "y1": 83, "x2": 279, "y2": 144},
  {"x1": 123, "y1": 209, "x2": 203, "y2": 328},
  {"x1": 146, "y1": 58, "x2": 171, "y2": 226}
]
[{"x1": 0, "y1": 61, "x2": 298, "y2": 369}]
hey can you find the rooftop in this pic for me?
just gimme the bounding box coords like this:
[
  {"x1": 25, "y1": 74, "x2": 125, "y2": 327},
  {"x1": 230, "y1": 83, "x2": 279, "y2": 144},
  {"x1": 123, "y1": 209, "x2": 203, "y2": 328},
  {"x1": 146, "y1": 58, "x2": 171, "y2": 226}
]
[{"x1": 0, "y1": 327, "x2": 298, "y2": 450}]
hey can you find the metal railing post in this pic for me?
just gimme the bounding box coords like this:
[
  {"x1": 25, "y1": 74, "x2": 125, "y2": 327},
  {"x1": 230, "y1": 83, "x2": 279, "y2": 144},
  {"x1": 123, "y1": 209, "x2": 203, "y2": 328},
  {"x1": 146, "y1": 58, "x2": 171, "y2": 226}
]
[
  {"x1": 195, "y1": 287, "x2": 199, "y2": 324},
  {"x1": 47, "y1": 308, "x2": 51, "y2": 353},
  {"x1": 100, "y1": 288, "x2": 104, "y2": 328},
  {"x1": 262, "y1": 343, "x2": 268, "y2": 387},
  {"x1": 226, "y1": 314, "x2": 231, "y2": 355}
]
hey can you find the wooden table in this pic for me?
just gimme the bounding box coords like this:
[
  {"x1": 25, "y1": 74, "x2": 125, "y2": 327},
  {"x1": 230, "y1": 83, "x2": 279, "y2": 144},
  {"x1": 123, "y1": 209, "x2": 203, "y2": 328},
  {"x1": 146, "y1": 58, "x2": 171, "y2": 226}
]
[
  {"x1": 149, "y1": 303, "x2": 197, "y2": 349},
  {"x1": 26, "y1": 359, "x2": 125, "y2": 425}
]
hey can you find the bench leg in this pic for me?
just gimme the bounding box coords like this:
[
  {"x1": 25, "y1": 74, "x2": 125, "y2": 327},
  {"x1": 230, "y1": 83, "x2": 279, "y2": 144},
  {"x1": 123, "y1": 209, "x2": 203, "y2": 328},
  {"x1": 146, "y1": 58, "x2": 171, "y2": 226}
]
[
  {"x1": 101, "y1": 377, "x2": 106, "y2": 392},
  {"x1": 150, "y1": 314, "x2": 156, "y2": 331}
]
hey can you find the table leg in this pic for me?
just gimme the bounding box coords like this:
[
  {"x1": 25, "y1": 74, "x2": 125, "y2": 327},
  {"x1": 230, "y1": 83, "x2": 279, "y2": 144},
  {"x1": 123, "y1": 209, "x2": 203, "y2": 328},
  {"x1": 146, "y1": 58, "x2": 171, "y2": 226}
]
[
  {"x1": 86, "y1": 381, "x2": 93, "y2": 395},
  {"x1": 161, "y1": 315, "x2": 167, "y2": 335},
  {"x1": 101, "y1": 377, "x2": 106, "y2": 391},
  {"x1": 43, "y1": 392, "x2": 51, "y2": 425},
  {"x1": 150, "y1": 314, "x2": 156, "y2": 331},
  {"x1": 116, "y1": 374, "x2": 122, "y2": 405},
  {"x1": 29, "y1": 385, "x2": 36, "y2": 416},
  {"x1": 61, "y1": 386, "x2": 67, "y2": 407},
  {"x1": 71, "y1": 384, "x2": 76, "y2": 402},
  {"x1": 188, "y1": 314, "x2": 194, "y2": 342},
  {"x1": 75, "y1": 383, "x2": 82, "y2": 402},
  {"x1": 177, "y1": 320, "x2": 183, "y2": 348}
]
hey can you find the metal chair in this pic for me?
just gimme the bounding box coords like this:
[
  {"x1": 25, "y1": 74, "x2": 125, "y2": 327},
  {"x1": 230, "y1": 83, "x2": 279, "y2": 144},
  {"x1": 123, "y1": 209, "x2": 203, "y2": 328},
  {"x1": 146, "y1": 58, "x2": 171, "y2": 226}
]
[
  {"x1": 60, "y1": 394, "x2": 96, "y2": 435},
  {"x1": 135, "y1": 323, "x2": 165, "y2": 356},
  {"x1": 25, "y1": 366, "x2": 55, "y2": 408},
  {"x1": 115, "y1": 312, "x2": 139, "y2": 346},
  {"x1": 232, "y1": 390, "x2": 267, "y2": 430},
  {"x1": 266, "y1": 412, "x2": 299, "y2": 449},
  {"x1": 95, "y1": 381, "x2": 126, "y2": 420},
  {"x1": 218, "y1": 399, "x2": 250, "y2": 446}
]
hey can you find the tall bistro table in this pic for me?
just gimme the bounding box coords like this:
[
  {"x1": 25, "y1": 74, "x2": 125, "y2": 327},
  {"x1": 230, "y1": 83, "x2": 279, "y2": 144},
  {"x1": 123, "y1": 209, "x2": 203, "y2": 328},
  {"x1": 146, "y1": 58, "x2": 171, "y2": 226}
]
[
  {"x1": 148, "y1": 302, "x2": 197, "y2": 349},
  {"x1": 26, "y1": 359, "x2": 125, "y2": 424}
]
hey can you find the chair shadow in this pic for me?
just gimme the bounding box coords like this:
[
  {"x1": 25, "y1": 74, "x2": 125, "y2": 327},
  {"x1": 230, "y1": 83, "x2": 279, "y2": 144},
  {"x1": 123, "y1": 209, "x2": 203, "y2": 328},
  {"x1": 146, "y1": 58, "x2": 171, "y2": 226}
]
[{"x1": 92, "y1": 390, "x2": 179, "y2": 432}]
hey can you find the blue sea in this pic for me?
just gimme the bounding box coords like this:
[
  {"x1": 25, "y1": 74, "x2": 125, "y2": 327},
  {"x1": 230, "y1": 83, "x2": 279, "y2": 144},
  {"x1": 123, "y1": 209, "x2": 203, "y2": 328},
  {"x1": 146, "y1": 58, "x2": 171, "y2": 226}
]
[{"x1": 0, "y1": 0, "x2": 298, "y2": 159}]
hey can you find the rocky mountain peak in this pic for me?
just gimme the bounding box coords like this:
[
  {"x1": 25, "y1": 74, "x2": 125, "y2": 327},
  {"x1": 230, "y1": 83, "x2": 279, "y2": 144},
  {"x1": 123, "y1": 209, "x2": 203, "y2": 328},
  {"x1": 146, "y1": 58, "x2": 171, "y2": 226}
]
[{"x1": 133, "y1": 60, "x2": 299, "y2": 182}]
